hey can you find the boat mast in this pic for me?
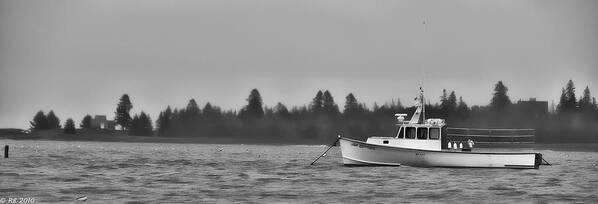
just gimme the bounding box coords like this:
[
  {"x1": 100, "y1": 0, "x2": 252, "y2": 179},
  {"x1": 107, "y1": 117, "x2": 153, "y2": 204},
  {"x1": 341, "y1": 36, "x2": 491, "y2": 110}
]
[
  {"x1": 408, "y1": 87, "x2": 426, "y2": 124},
  {"x1": 420, "y1": 86, "x2": 425, "y2": 123}
]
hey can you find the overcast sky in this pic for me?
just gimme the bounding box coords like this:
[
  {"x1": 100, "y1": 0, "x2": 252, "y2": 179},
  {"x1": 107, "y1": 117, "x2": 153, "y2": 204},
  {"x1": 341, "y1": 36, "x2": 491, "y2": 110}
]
[{"x1": 1, "y1": 0, "x2": 597, "y2": 129}]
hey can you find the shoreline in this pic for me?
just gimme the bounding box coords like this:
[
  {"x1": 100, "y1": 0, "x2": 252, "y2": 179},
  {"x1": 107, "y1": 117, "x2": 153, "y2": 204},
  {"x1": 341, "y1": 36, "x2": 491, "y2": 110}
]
[
  {"x1": 2, "y1": 129, "x2": 597, "y2": 150},
  {"x1": 0, "y1": 129, "x2": 326, "y2": 145}
]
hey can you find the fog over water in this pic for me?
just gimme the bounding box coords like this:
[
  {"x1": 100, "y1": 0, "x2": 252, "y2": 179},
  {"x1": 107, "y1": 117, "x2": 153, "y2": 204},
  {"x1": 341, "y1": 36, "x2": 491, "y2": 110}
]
[{"x1": 1, "y1": 0, "x2": 597, "y2": 128}]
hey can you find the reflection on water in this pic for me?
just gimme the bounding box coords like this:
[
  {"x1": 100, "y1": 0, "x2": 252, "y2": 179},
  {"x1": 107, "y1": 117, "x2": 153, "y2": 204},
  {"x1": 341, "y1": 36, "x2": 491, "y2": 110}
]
[{"x1": 1, "y1": 140, "x2": 597, "y2": 203}]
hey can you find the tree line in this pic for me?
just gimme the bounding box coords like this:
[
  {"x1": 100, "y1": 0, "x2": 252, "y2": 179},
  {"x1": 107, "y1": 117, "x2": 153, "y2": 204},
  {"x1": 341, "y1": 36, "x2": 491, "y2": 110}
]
[{"x1": 30, "y1": 79, "x2": 598, "y2": 143}]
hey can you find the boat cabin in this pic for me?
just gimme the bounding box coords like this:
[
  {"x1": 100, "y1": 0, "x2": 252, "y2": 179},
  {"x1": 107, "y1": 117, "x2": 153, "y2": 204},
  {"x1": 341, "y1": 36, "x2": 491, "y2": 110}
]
[
  {"x1": 366, "y1": 119, "x2": 446, "y2": 151},
  {"x1": 365, "y1": 90, "x2": 448, "y2": 151}
]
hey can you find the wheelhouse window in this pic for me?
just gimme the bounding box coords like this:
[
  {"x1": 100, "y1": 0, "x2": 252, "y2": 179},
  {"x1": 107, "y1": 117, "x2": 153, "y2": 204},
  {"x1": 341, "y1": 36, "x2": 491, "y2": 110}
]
[
  {"x1": 429, "y1": 128, "x2": 440, "y2": 140},
  {"x1": 417, "y1": 127, "x2": 428, "y2": 139},
  {"x1": 397, "y1": 127, "x2": 404, "y2": 138},
  {"x1": 405, "y1": 127, "x2": 416, "y2": 139}
]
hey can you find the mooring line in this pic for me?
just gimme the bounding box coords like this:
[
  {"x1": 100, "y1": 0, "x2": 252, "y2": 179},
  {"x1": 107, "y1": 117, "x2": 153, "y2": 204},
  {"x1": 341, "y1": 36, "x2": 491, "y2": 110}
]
[
  {"x1": 542, "y1": 157, "x2": 552, "y2": 166},
  {"x1": 310, "y1": 137, "x2": 340, "y2": 165}
]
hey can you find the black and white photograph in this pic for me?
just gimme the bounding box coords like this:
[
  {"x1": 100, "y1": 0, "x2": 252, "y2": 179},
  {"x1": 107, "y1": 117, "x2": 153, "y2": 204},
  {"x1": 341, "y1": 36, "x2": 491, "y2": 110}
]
[{"x1": 1, "y1": 0, "x2": 597, "y2": 203}]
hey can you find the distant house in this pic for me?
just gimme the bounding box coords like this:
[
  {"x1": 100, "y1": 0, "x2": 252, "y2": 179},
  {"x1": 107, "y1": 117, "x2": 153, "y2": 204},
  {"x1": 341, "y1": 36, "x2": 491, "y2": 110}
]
[
  {"x1": 516, "y1": 98, "x2": 548, "y2": 118},
  {"x1": 90, "y1": 115, "x2": 116, "y2": 130}
]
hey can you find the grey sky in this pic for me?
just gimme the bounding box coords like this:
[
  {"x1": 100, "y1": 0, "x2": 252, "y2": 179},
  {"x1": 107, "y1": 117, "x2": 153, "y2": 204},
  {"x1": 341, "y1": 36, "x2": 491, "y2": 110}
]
[{"x1": 1, "y1": 0, "x2": 597, "y2": 129}]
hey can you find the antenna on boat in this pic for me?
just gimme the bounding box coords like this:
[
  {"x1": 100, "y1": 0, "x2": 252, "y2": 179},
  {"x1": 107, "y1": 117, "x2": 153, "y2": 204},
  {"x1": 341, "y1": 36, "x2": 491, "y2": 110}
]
[
  {"x1": 420, "y1": 86, "x2": 425, "y2": 122},
  {"x1": 419, "y1": 16, "x2": 428, "y2": 123}
]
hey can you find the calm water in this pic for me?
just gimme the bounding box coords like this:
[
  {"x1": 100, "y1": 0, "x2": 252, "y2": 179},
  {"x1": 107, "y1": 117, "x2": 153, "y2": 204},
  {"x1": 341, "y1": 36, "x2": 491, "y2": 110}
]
[{"x1": 1, "y1": 140, "x2": 597, "y2": 203}]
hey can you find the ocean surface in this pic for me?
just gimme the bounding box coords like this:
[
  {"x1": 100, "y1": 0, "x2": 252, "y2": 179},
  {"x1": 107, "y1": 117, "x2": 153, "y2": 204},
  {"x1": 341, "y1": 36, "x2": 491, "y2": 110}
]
[{"x1": 0, "y1": 140, "x2": 597, "y2": 203}]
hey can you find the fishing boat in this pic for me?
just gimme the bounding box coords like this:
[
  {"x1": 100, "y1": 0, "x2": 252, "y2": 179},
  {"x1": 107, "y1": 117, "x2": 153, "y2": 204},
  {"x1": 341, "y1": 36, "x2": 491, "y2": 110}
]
[{"x1": 338, "y1": 88, "x2": 545, "y2": 169}]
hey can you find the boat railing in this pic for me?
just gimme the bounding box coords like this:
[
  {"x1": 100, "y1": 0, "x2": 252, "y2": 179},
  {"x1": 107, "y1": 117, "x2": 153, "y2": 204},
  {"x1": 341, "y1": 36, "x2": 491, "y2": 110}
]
[{"x1": 446, "y1": 127, "x2": 535, "y2": 144}]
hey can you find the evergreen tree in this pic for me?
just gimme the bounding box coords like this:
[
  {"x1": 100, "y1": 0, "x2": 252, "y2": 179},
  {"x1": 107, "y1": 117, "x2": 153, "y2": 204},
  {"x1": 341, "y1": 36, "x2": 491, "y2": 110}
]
[
  {"x1": 139, "y1": 112, "x2": 153, "y2": 136},
  {"x1": 80, "y1": 115, "x2": 92, "y2": 129},
  {"x1": 115, "y1": 94, "x2": 133, "y2": 131},
  {"x1": 558, "y1": 88, "x2": 566, "y2": 112},
  {"x1": 439, "y1": 89, "x2": 449, "y2": 117},
  {"x1": 322, "y1": 90, "x2": 340, "y2": 116},
  {"x1": 185, "y1": 99, "x2": 201, "y2": 116},
  {"x1": 273, "y1": 102, "x2": 290, "y2": 119},
  {"x1": 129, "y1": 112, "x2": 153, "y2": 136},
  {"x1": 129, "y1": 114, "x2": 141, "y2": 135},
  {"x1": 344, "y1": 93, "x2": 362, "y2": 117},
  {"x1": 64, "y1": 118, "x2": 76, "y2": 134},
  {"x1": 391, "y1": 98, "x2": 404, "y2": 112},
  {"x1": 593, "y1": 97, "x2": 598, "y2": 116},
  {"x1": 30, "y1": 111, "x2": 48, "y2": 130},
  {"x1": 490, "y1": 81, "x2": 511, "y2": 111},
  {"x1": 558, "y1": 80, "x2": 577, "y2": 113},
  {"x1": 578, "y1": 86, "x2": 592, "y2": 112},
  {"x1": 456, "y1": 96, "x2": 469, "y2": 119},
  {"x1": 179, "y1": 99, "x2": 201, "y2": 135},
  {"x1": 156, "y1": 106, "x2": 173, "y2": 136},
  {"x1": 46, "y1": 110, "x2": 61, "y2": 129},
  {"x1": 241, "y1": 89, "x2": 264, "y2": 119},
  {"x1": 440, "y1": 89, "x2": 448, "y2": 106},
  {"x1": 447, "y1": 91, "x2": 457, "y2": 114},
  {"x1": 310, "y1": 90, "x2": 324, "y2": 113},
  {"x1": 203, "y1": 102, "x2": 221, "y2": 120},
  {"x1": 157, "y1": 112, "x2": 165, "y2": 134}
]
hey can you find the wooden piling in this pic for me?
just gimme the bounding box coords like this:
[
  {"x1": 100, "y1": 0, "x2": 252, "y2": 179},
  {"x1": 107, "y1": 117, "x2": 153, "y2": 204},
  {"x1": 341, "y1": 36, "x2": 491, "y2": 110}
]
[{"x1": 4, "y1": 145, "x2": 8, "y2": 158}]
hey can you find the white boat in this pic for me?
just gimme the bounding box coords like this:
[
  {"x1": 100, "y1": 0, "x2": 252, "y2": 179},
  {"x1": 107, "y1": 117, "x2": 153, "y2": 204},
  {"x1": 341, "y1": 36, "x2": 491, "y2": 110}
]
[{"x1": 339, "y1": 88, "x2": 544, "y2": 169}]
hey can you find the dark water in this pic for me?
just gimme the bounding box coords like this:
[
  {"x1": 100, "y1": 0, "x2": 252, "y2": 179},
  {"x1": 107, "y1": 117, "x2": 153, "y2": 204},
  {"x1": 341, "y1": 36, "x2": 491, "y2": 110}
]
[{"x1": 1, "y1": 140, "x2": 597, "y2": 203}]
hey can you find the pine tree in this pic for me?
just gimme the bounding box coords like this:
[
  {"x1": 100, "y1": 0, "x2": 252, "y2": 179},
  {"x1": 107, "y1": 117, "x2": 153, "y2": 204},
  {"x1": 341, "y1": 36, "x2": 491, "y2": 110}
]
[
  {"x1": 273, "y1": 102, "x2": 290, "y2": 119},
  {"x1": 203, "y1": 102, "x2": 221, "y2": 120},
  {"x1": 578, "y1": 86, "x2": 592, "y2": 112},
  {"x1": 46, "y1": 110, "x2": 61, "y2": 129},
  {"x1": 440, "y1": 89, "x2": 448, "y2": 106},
  {"x1": 447, "y1": 91, "x2": 457, "y2": 114},
  {"x1": 185, "y1": 99, "x2": 201, "y2": 116},
  {"x1": 593, "y1": 97, "x2": 598, "y2": 116},
  {"x1": 310, "y1": 90, "x2": 324, "y2": 113},
  {"x1": 115, "y1": 94, "x2": 133, "y2": 131},
  {"x1": 344, "y1": 93, "x2": 361, "y2": 117},
  {"x1": 179, "y1": 99, "x2": 201, "y2": 135},
  {"x1": 157, "y1": 112, "x2": 165, "y2": 134},
  {"x1": 156, "y1": 106, "x2": 173, "y2": 136},
  {"x1": 129, "y1": 112, "x2": 153, "y2": 136},
  {"x1": 80, "y1": 115, "x2": 92, "y2": 129},
  {"x1": 139, "y1": 112, "x2": 153, "y2": 136},
  {"x1": 64, "y1": 118, "x2": 76, "y2": 134},
  {"x1": 392, "y1": 98, "x2": 404, "y2": 112},
  {"x1": 439, "y1": 89, "x2": 449, "y2": 117},
  {"x1": 456, "y1": 96, "x2": 469, "y2": 119},
  {"x1": 241, "y1": 89, "x2": 264, "y2": 119},
  {"x1": 30, "y1": 111, "x2": 48, "y2": 130},
  {"x1": 129, "y1": 114, "x2": 141, "y2": 135},
  {"x1": 490, "y1": 81, "x2": 511, "y2": 111},
  {"x1": 558, "y1": 88, "x2": 567, "y2": 112},
  {"x1": 322, "y1": 90, "x2": 340, "y2": 116},
  {"x1": 558, "y1": 80, "x2": 577, "y2": 113}
]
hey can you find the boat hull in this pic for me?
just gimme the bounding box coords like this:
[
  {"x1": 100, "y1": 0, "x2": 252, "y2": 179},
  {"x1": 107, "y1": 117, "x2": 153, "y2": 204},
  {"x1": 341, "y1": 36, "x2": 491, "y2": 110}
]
[{"x1": 339, "y1": 137, "x2": 542, "y2": 169}]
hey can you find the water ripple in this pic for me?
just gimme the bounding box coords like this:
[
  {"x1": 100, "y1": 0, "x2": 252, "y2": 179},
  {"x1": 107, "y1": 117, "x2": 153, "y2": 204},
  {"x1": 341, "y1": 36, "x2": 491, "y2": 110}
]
[{"x1": 1, "y1": 140, "x2": 597, "y2": 203}]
